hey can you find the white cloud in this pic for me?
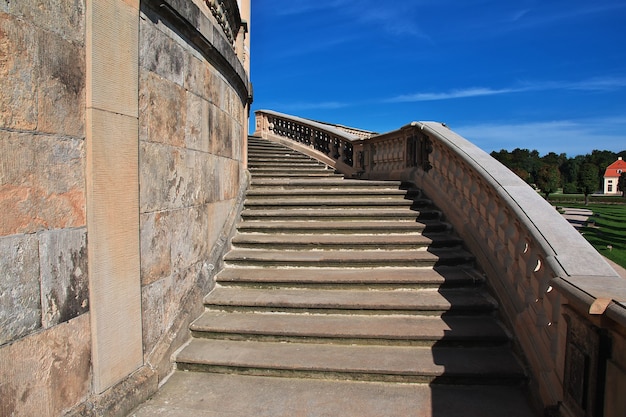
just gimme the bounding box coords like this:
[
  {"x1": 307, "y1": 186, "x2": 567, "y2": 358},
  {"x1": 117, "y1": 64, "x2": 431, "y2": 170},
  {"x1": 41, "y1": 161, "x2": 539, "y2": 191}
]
[
  {"x1": 453, "y1": 117, "x2": 626, "y2": 155},
  {"x1": 387, "y1": 87, "x2": 529, "y2": 103},
  {"x1": 386, "y1": 76, "x2": 626, "y2": 103}
]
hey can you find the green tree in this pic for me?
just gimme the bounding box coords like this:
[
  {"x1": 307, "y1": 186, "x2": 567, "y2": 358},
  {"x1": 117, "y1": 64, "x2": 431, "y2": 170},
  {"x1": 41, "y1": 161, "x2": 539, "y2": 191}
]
[
  {"x1": 536, "y1": 164, "x2": 561, "y2": 200},
  {"x1": 618, "y1": 172, "x2": 626, "y2": 198},
  {"x1": 578, "y1": 163, "x2": 599, "y2": 205}
]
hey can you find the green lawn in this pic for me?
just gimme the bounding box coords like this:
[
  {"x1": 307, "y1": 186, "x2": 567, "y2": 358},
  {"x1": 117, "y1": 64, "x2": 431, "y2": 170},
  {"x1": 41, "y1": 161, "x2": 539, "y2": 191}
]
[{"x1": 560, "y1": 203, "x2": 626, "y2": 269}]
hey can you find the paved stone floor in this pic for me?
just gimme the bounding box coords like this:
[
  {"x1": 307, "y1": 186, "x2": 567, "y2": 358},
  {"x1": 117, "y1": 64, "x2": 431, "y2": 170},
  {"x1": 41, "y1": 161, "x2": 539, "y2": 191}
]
[{"x1": 127, "y1": 371, "x2": 538, "y2": 417}]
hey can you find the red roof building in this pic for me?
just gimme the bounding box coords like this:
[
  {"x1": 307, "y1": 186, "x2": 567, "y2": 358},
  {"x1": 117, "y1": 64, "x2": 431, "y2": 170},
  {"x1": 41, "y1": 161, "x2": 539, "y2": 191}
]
[{"x1": 603, "y1": 157, "x2": 626, "y2": 195}]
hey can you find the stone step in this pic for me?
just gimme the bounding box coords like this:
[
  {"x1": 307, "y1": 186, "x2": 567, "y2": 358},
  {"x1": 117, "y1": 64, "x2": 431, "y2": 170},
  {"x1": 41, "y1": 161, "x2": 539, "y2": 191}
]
[
  {"x1": 239, "y1": 208, "x2": 440, "y2": 221},
  {"x1": 203, "y1": 287, "x2": 496, "y2": 315},
  {"x1": 249, "y1": 178, "x2": 403, "y2": 189},
  {"x1": 223, "y1": 247, "x2": 474, "y2": 268},
  {"x1": 128, "y1": 372, "x2": 538, "y2": 417},
  {"x1": 235, "y1": 219, "x2": 450, "y2": 234},
  {"x1": 190, "y1": 311, "x2": 510, "y2": 346},
  {"x1": 230, "y1": 232, "x2": 462, "y2": 250},
  {"x1": 176, "y1": 338, "x2": 526, "y2": 384},
  {"x1": 250, "y1": 171, "x2": 345, "y2": 178},
  {"x1": 245, "y1": 188, "x2": 416, "y2": 198},
  {"x1": 215, "y1": 266, "x2": 482, "y2": 289},
  {"x1": 250, "y1": 165, "x2": 334, "y2": 173},
  {"x1": 243, "y1": 196, "x2": 419, "y2": 207}
]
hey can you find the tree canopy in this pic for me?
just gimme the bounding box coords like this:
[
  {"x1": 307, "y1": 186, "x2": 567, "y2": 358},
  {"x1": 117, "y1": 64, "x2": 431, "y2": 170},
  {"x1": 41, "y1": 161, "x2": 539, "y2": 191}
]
[{"x1": 490, "y1": 148, "x2": 625, "y2": 202}]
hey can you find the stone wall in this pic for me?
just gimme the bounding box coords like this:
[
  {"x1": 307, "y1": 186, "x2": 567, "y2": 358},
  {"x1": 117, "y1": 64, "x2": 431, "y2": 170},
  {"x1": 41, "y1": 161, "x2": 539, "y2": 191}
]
[
  {"x1": 0, "y1": 0, "x2": 251, "y2": 415},
  {"x1": 137, "y1": 0, "x2": 249, "y2": 380},
  {"x1": 0, "y1": 2, "x2": 91, "y2": 416}
]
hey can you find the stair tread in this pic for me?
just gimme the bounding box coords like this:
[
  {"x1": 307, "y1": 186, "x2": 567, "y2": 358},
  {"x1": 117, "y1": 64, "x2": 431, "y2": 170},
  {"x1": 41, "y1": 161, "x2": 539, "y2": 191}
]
[
  {"x1": 231, "y1": 233, "x2": 458, "y2": 246},
  {"x1": 129, "y1": 372, "x2": 538, "y2": 417},
  {"x1": 224, "y1": 248, "x2": 472, "y2": 263},
  {"x1": 191, "y1": 311, "x2": 509, "y2": 342},
  {"x1": 216, "y1": 266, "x2": 478, "y2": 285},
  {"x1": 177, "y1": 338, "x2": 525, "y2": 379},
  {"x1": 236, "y1": 219, "x2": 446, "y2": 230},
  {"x1": 204, "y1": 287, "x2": 497, "y2": 312}
]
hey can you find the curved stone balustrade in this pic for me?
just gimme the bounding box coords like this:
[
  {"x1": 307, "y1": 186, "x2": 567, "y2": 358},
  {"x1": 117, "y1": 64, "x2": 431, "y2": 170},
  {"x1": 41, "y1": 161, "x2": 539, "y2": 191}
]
[
  {"x1": 205, "y1": 0, "x2": 242, "y2": 45},
  {"x1": 254, "y1": 110, "x2": 366, "y2": 176},
  {"x1": 254, "y1": 110, "x2": 626, "y2": 417}
]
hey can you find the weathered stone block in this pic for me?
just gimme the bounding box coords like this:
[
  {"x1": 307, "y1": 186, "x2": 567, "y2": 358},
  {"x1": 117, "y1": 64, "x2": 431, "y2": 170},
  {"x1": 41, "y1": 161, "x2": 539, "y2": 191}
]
[
  {"x1": 139, "y1": 16, "x2": 185, "y2": 87},
  {"x1": 210, "y1": 106, "x2": 233, "y2": 158},
  {"x1": 139, "y1": 71, "x2": 186, "y2": 147},
  {"x1": 0, "y1": 131, "x2": 85, "y2": 235},
  {"x1": 8, "y1": 0, "x2": 85, "y2": 44},
  {"x1": 39, "y1": 228, "x2": 89, "y2": 328},
  {"x1": 141, "y1": 278, "x2": 166, "y2": 357},
  {"x1": 0, "y1": 234, "x2": 41, "y2": 345},
  {"x1": 141, "y1": 142, "x2": 207, "y2": 212},
  {"x1": 184, "y1": 54, "x2": 208, "y2": 100},
  {"x1": 0, "y1": 13, "x2": 38, "y2": 130},
  {"x1": 37, "y1": 30, "x2": 85, "y2": 137},
  {"x1": 185, "y1": 91, "x2": 210, "y2": 153},
  {"x1": 170, "y1": 206, "x2": 210, "y2": 273},
  {"x1": 207, "y1": 199, "x2": 234, "y2": 249},
  {"x1": 0, "y1": 314, "x2": 91, "y2": 417},
  {"x1": 140, "y1": 211, "x2": 172, "y2": 286}
]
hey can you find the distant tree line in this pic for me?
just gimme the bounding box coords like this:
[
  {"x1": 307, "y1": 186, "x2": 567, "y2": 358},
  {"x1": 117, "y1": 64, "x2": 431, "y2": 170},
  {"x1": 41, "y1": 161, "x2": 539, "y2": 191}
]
[{"x1": 490, "y1": 148, "x2": 626, "y2": 202}]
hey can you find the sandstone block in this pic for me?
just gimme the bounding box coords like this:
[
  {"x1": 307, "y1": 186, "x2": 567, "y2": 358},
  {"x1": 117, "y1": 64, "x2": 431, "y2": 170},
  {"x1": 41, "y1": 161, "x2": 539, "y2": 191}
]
[
  {"x1": 170, "y1": 205, "x2": 210, "y2": 273},
  {"x1": 141, "y1": 278, "x2": 166, "y2": 357},
  {"x1": 0, "y1": 234, "x2": 41, "y2": 345},
  {"x1": 37, "y1": 30, "x2": 85, "y2": 137},
  {"x1": 39, "y1": 228, "x2": 89, "y2": 328},
  {"x1": 0, "y1": 131, "x2": 85, "y2": 235},
  {"x1": 140, "y1": 211, "x2": 172, "y2": 286},
  {"x1": 139, "y1": 71, "x2": 186, "y2": 147},
  {"x1": 7, "y1": 0, "x2": 85, "y2": 43},
  {"x1": 185, "y1": 91, "x2": 210, "y2": 153},
  {"x1": 0, "y1": 13, "x2": 38, "y2": 130},
  {"x1": 184, "y1": 54, "x2": 207, "y2": 99},
  {"x1": 0, "y1": 314, "x2": 91, "y2": 417},
  {"x1": 139, "y1": 16, "x2": 185, "y2": 87},
  {"x1": 87, "y1": 0, "x2": 138, "y2": 118},
  {"x1": 210, "y1": 106, "x2": 233, "y2": 158}
]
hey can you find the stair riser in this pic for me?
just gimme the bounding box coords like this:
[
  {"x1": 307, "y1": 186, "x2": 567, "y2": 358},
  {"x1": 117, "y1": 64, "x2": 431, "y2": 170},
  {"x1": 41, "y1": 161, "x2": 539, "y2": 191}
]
[
  {"x1": 189, "y1": 331, "x2": 511, "y2": 348},
  {"x1": 235, "y1": 225, "x2": 450, "y2": 234},
  {"x1": 201, "y1": 305, "x2": 493, "y2": 316},
  {"x1": 176, "y1": 363, "x2": 526, "y2": 386}
]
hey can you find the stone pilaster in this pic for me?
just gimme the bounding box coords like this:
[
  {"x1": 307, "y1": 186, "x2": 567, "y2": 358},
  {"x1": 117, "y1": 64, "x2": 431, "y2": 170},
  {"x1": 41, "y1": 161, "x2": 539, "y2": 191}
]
[{"x1": 85, "y1": 0, "x2": 143, "y2": 393}]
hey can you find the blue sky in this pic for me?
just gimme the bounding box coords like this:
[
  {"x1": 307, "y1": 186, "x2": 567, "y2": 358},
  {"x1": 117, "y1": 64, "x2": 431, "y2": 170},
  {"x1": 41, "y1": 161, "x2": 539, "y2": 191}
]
[{"x1": 249, "y1": 0, "x2": 626, "y2": 156}]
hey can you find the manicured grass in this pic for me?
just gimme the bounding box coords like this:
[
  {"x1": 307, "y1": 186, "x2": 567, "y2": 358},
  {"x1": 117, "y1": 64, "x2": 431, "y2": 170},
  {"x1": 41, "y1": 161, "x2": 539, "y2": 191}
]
[{"x1": 561, "y1": 203, "x2": 626, "y2": 269}]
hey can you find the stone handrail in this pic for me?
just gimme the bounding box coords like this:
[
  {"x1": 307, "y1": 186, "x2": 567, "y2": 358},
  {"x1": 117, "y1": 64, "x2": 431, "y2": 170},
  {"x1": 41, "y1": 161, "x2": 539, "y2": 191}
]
[
  {"x1": 253, "y1": 110, "x2": 626, "y2": 416},
  {"x1": 254, "y1": 110, "x2": 360, "y2": 176}
]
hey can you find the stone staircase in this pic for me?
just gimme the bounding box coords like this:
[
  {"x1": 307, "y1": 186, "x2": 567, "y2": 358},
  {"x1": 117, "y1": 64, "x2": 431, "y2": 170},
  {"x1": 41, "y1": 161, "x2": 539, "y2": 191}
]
[
  {"x1": 130, "y1": 137, "x2": 538, "y2": 416},
  {"x1": 175, "y1": 136, "x2": 527, "y2": 385}
]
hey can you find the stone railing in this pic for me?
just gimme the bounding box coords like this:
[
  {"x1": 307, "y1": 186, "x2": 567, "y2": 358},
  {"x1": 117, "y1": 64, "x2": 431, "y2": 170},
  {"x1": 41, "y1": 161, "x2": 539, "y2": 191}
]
[
  {"x1": 205, "y1": 0, "x2": 242, "y2": 45},
  {"x1": 253, "y1": 110, "x2": 626, "y2": 417},
  {"x1": 254, "y1": 110, "x2": 359, "y2": 176}
]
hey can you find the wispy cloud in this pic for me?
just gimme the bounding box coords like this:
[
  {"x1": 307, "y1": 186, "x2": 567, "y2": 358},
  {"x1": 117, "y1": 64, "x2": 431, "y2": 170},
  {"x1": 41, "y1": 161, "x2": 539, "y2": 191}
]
[
  {"x1": 386, "y1": 76, "x2": 626, "y2": 103},
  {"x1": 270, "y1": 101, "x2": 352, "y2": 111},
  {"x1": 386, "y1": 87, "x2": 530, "y2": 103},
  {"x1": 454, "y1": 116, "x2": 626, "y2": 155}
]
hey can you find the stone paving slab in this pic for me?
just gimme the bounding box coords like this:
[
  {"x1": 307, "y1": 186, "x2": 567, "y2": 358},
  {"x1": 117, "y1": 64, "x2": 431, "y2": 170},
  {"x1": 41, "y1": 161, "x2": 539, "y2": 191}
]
[{"x1": 127, "y1": 372, "x2": 538, "y2": 417}]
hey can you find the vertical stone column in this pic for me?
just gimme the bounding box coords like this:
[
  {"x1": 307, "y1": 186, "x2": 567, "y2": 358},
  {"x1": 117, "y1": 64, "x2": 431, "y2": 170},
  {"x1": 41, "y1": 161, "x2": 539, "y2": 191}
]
[{"x1": 85, "y1": 0, "x2": 143, "y2": 393}]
